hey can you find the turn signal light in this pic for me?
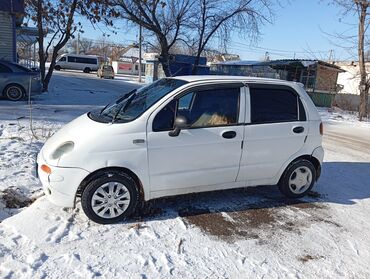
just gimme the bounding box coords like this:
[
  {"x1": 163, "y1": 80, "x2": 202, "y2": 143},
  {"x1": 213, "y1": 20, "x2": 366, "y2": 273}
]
[
  {"x1": 41, "y1": 164, "x2": 52, "y2": 174},
  {"x1": 319, "y1": 122, "x2": 323, "y2": 135}
]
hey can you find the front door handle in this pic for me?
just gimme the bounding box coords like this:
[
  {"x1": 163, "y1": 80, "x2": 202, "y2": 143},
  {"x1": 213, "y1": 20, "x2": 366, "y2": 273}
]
[
  {"x1": 293, "y1": 126, "x2": 305, "y2": 134},
  {"x1": 222, "y1": 131, "x2": 237, "y2": 139}
]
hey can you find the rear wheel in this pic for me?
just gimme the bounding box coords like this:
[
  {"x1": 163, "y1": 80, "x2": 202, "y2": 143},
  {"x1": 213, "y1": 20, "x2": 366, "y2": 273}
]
[
  {"x1": 3, "y1": 84, "x2": 25, "y2": 101},
  {"x1": 83, "y1": 67, "x2": 91, "y2": 73},
  {"x1": 81, "y1": 171, "x2": 139, "y2": 224},
  {"x1": 278, "y1": 159, "x2": 316, "y2": 198}
]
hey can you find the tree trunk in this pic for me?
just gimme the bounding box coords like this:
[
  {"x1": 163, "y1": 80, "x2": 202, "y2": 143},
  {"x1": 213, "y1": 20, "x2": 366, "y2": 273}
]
[
  {"x1": 358, "y1": 1, "x2": 368, "y2": 121},
  {"x1": 192, "y1": 52, "x2": 201, "y2": 75},
  {"x1": 160, "y1": 52, "x2": 171, "y2": 77}
]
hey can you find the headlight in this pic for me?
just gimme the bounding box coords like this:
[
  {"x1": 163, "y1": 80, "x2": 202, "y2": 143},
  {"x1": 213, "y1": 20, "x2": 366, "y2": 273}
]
[{"x1": 51, "y1": 141, "x2": 74, "y2": 160}]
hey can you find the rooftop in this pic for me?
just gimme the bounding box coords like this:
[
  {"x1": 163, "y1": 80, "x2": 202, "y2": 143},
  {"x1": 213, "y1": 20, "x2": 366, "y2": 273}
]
[{"x1": 172, "y1": 75, "x2": 303, "y2": 86}]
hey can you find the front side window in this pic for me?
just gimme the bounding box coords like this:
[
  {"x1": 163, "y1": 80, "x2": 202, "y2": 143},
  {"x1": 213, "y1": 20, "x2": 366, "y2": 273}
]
[
  {"x1": 89, "y1": 78, "x2": 188, "y2": 123},
  {"x1": 59, "y1": 57, "x2": 66, "y2": 62},
  {"x1": 250, "y1": 87, "x2": 306, "y2": 123},
  {"x1": 153, "y1": 86, "x2": 240, "y2": 131}
]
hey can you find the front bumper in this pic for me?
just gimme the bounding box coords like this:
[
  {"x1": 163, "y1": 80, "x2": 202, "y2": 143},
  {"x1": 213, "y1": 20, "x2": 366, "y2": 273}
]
[
  {"x1": 29, "y1": 80, "x2": 42, "y2": 96},
  {"x1": 37, "y1": 152, "x2": 90, "y2": 208}
]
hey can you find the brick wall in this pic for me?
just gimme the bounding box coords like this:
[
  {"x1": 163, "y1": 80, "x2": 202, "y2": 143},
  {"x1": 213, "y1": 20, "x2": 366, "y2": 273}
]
[{"x1": 315, "y1": 65, "x2": 339, "y2": 92}]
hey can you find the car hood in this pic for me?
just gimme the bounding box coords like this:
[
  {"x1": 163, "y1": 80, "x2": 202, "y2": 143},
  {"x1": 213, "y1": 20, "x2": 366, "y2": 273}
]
[{"x1": 41, "y1": 113, "x2": 108, "y2": 166}]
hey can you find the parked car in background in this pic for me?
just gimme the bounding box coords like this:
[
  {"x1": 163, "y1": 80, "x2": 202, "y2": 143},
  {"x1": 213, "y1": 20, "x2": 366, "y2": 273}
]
[
  {"x1": 97, "y1": 64, "x2": 115, "y2": 79},
  {"x1": 0, "y1": 60, "x2": 42, "y2": 101},
  {"x1": 55, "y1": 54, "x2": 99, "y2": 73},
  {"x1": 37, "y1": 76, "x2": 324, "y2": 224}
]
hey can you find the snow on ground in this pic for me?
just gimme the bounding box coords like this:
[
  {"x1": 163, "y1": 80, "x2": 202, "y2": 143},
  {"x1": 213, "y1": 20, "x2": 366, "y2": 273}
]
[
  {"x1": 0, "y1": 71, "x2": 140, "y2": 220},
  {"x1": 0, "y1": 73, "x2": 370, "y2": 278}
]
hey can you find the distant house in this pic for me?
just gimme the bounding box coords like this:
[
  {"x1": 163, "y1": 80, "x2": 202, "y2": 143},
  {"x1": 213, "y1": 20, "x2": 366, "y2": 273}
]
[
  {"x1": 0, "y1": 0, "x2": 24, "y2": 62},
  {"x1": 112, "y1": 47, "x2": 145, "y2": 75},
  {"x1": 336, "y1": 61, "x2": 370, "y2": 95},
  {"x1": 332, "y1": 61, "x2": 370, "y2": 111},
  {"x1": 211, "y1": 59, "x2": 344, "y2": 107}
]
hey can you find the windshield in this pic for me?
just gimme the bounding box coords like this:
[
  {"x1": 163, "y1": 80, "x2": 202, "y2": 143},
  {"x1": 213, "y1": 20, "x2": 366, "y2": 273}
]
[{"x1": 89, "y1": 78, "x2": 188, "y2": 123}]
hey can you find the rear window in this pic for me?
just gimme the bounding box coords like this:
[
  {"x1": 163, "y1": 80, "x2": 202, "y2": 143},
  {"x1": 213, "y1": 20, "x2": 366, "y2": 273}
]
[{"x1": 250, "y1": 87, "x2": 306, "y2": 123}]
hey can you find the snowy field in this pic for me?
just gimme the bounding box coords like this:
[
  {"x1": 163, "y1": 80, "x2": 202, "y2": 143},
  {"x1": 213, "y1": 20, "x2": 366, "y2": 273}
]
[{"x1": 0, "y1": 72, "x2": 370, "y2": 278}]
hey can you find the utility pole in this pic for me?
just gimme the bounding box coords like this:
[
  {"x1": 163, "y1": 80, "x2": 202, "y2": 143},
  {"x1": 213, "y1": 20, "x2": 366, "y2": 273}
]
[
  {"x1": 77, "y1": 32, "x2": 80, "y2": 55},
  {"x1": 138, "y1": 21, "x2": 143, "y2": 83},
  {"x1": 328, "y1": 49, "x2": 333, "y2": 62}
]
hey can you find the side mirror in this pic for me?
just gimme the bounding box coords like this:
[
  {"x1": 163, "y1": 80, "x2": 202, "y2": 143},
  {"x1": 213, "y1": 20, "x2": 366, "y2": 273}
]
[{"x1": 168, "y1": 116, "x2": 187, "y2": 137}]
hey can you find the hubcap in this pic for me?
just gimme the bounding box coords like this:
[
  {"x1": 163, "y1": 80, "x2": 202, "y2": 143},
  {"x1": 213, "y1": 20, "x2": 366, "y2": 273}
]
[
  {"x1": 288, "y1": 166, "x2": 312, "y2": 194},
  {"x1": 91, "y1": 182, "x2": 131, "y2": 219},
  {"x1": 7, "y1": 86, "x2": 22, "y2": 100}
]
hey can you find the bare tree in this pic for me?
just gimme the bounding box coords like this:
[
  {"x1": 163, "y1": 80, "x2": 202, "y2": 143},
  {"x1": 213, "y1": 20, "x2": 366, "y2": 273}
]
[
  {"x1": 25, "y1": 0, "x2": 116, "y2": 91},
  {"x1": 113, "y1": 0, "x2": 193, "y2": 76},
  {"x1": 188, "y1": 0, "x2": 273, "y2": 74},
  {"x1": 69, "y1": 37, "x2": 95, "y2": 54},
  {"x1": 331, "y1": 0, "x2": 369, "y2": 120}
]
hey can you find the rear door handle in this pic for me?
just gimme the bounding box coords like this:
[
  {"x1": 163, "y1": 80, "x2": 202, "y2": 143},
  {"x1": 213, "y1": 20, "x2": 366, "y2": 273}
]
[
  {"x1": 222, "y1": 131, "x2": 237, "y2": 139},
  {"x1": 293, "y1": 126, "x2": 305, "y2": 134}
]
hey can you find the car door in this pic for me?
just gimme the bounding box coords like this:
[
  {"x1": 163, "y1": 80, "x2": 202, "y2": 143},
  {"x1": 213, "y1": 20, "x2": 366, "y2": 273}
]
[
  {"x1": 147, "y1": 83, "x2": 245, "y2": 194},
  {"x1": 237, "y1": 84, "x2": 309, "y2": 184}
]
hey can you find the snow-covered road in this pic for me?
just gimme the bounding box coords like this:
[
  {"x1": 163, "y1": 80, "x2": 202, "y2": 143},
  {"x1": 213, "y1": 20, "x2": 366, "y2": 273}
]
[{"x1": 0, "y1": 72, "x2": 370, "y2": 278}]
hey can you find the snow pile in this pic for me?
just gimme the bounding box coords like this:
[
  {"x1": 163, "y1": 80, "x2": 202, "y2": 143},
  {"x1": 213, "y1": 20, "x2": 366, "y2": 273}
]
[{"x1": 318, "y1": 107, "x2": 370, "y2": 127}]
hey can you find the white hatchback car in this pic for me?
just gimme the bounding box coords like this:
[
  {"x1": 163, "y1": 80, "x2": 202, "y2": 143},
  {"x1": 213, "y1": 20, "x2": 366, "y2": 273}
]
[{"x1": 37, "y1": 76, "x2": 324, "y2": 224}]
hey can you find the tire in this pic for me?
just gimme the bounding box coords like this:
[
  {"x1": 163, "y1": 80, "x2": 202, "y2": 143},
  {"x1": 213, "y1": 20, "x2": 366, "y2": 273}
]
[
  {"x1": 83, "y1": 67, "x2": 91, "y2": 73},
  {"x1": 55, "y1": 65, "x2": 61, "y2": 71},
  {"x1": 278, "y1": 159, "x2": 316, "y2": 198},
  {"x1": 81, "y1": 171, "x2": 139, "y2": 224},
  {"x1": 3, "y1": 84, "x2": 25, "y2": 101}
]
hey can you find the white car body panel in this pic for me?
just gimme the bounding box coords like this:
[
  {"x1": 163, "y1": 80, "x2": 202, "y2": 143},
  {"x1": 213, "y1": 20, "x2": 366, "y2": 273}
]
[{"x1": 37, "y1": 76, "x2": 324, "y2": 207}]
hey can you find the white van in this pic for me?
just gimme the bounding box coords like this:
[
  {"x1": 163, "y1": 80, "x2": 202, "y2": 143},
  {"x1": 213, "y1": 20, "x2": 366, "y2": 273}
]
[
  {"x1": 55, "y1": 54, "x2": 99, "y2": 73},
  {"x1": 37, "y1": 76, "x2": 324, "y2": 224}
]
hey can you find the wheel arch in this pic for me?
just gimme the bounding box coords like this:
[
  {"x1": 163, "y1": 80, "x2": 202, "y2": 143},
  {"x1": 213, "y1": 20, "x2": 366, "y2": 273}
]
[
  {"x1": 76, "y1": 166, "x2": 145, "y2": 201},
  {"x1": 279, "y1": 154, "x2": 321, "y2": 184}
]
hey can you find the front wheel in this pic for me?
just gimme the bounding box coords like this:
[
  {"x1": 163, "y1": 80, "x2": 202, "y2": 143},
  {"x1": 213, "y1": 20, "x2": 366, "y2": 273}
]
[
  {"x1": 81, "y1": 172, "x2": 139, "y2": 224},
  {"x1": 3, "y1": 84, "x2": 24, "y2": 101},
  {"x1": 278, "y1": 159, "x2": 316, "y2": 198}
]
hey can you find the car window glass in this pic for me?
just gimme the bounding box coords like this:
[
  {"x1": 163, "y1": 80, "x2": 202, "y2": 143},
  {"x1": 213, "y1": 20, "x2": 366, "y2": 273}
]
[
  {"x1": 250, "y1": 88, "x2": 302, "y2": 123},
  {"x1": 59, "y1": 57, "x2": 66, "y2": 61},
  {"x1": 178, "y1": 87, "x2": 240, "y2": 128},
  {"x1": 152, "y1": 100, "x2": 176, "y2": 131},
  {"x1": 178, "y1": 92, "x2": 194, "y2": 110},
  {"x1": 0, "y1": 63, "x2": 12, "y2": 73}
]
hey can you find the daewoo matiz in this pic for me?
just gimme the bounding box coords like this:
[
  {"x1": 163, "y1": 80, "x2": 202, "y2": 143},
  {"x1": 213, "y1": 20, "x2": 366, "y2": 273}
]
[{"x1": 37, "y1": 76, "x2": 324, "y2": 224}]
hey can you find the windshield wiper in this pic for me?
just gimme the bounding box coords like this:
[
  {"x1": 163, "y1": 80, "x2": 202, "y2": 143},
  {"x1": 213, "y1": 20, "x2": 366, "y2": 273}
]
[
  {"x1": 100, "y1": 89, "x2": 137, "y2": 115},
  {"x1": 100, "y1": 103, "x2": 110, "y2": 114},
  {"x1": 111, "y1": 92, "x2": 136, "y2": 123}
]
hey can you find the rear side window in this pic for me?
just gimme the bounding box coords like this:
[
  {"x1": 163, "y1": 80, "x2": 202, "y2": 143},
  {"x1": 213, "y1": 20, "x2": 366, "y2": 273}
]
[{"x1": 250, "y1": 87, "x2": 306, "y2": 123}]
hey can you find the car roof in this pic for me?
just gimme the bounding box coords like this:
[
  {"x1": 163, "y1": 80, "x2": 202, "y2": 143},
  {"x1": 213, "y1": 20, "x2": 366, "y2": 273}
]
[{"x1": 171, "y1": 75, "x2": 302, "y2": 87}]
